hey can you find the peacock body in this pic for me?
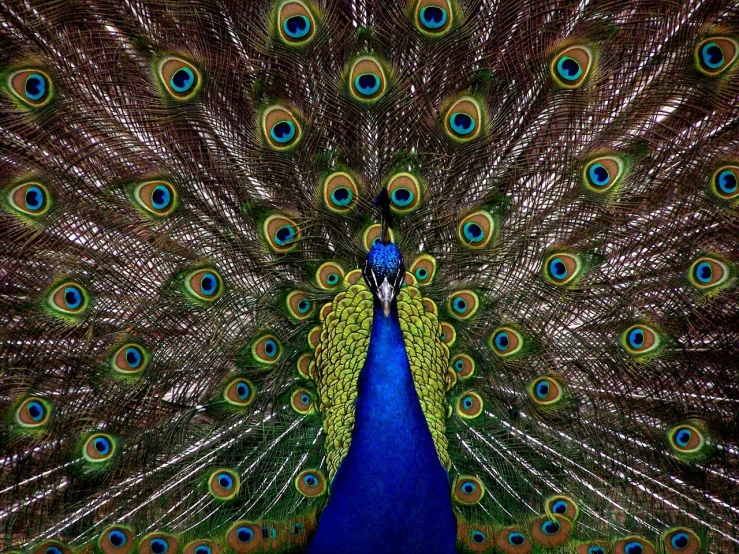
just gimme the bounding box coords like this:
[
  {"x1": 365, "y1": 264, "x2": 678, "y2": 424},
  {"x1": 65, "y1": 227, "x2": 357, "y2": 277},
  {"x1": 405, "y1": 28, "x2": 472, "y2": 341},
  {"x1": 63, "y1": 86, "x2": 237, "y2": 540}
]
[{"x1": 0, "y1": 1, "x2": 738, "y2": 553}]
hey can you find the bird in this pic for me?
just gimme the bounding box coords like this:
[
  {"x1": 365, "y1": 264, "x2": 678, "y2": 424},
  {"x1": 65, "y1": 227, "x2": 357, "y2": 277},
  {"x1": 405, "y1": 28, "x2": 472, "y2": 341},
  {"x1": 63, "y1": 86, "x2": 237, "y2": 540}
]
[{"x1": 0, "y1": 0, "x2": 737, "y2": 553}]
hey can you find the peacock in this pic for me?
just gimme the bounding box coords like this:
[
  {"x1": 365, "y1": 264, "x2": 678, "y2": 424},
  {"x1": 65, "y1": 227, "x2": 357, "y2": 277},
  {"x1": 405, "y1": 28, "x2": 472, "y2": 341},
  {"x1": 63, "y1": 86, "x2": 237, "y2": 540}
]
[{"x1": 1, "y1": 0, "x2": 738, "y2": 553}]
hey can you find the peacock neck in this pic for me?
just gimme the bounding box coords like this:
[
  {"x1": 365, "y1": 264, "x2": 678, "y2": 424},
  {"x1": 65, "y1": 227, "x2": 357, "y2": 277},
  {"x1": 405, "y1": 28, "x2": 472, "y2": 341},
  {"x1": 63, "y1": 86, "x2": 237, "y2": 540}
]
[{"x1": 308, "y1": 300, "x2": 457, "y2": 553}]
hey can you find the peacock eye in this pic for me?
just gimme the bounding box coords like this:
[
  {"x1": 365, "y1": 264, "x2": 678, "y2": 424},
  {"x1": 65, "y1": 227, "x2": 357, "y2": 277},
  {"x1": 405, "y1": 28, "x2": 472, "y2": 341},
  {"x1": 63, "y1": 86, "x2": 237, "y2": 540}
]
[
  {"x1": 415, "y1": 0, "x2": 452, "y2": 36},
  {"x1": 453, "y1": 475, "x2": 485, "y2": 504},
  {"x1": 409, "y1": 254, "x2": 436, "y2": 285},
  {"x1": 209, "y1": 468, "x2": 240, "y2": 499},
  {"x1": 458, "y1": 210, "x2": 495, "y2": 248},
  {"x1": 111, "y1": 343, "x2": 150, "y2": 375},
  {"x1": 546, "y1": 495, "x2": 579, "y2": 520},
  {"x1": 543, "y1": 252, "x2": 583, "y2": 286},
  {"x1": 46, "y1": 281, "x2": 90, "y2": 317},
  {"x1": 252, "y1": 334, "x2": 282, "y2": 364},
  {"x1": 695, "y1": 37, "x2": 738, "y2": 76},
  {"x1": 183, "y1": 268, "x2": 224, "y2": 302},
  {"x1": 588, "y1": 547, "x2": 606, "y2": 554},
  {"x1": 439, "y1": 321, "x2": 456, "y2": 346},
  {"x1": 286, "y1": 290, "x2": 315, "y2": 320},
  {"x1": 470, "y1": 530, "x2": 486, "y2": 544},
  {"x1": 456, "y1": 391, "x2": 483, "y2": 418},
  {"x1": 507, "y1": 531, "x2": 526, "y2": 546},
  {"x1": 444, "y1": 96, "x2": 484, "y2": 142},
  {"x1": 489, "y1": 326, "x2": 523, "y2": 358},
  {"x1": 7, "y1": 181, "x2": 52, "y2": 218},
  {"x1": 316, "y1": 261, "x2": 345, "y2": 289},
  {"x1": 132, "y1": 180, "x2": 177, "y2": 217},
  {"x1": 261, "y1": 105, "x2": 302, "y2": 150},
  {"x1": 541, "y1": 520, "x2": 559, "y2": 534},
  {"x1": 99, "y1": 526, "x2": 134, "y2": 554},
  {"x1": 277, "y1": 0, "x2": 317, "y2": 45},
  {"x1": 688, "y1": 256, "x2": 731, "y2": 292},
  {"x1": 83, "y1": 433, "x2": 116, "y2": 462},
  {"x1": 613, "y1": 536, "x2": 656, "y2": 554},
  {"x1": 710, "y1": 166, "x2": 739, "y2": 201},
  {"x1": 140, "y1": 535, "x2": 178, "y2": 554},
  {"x1": 15, "y1": 397, "x2": 51, "y2": 428},
  {"x1": 236, "y1": 526, "x2": 254, "y2": 542},
  {"x1": 7, "y1": 69, "x2": 54, "y2": 108},
  {"x1": 263, "y1": 214, "x2": 301, "y2": 253},
  {"x1": 157, "y1": 56, "x2": 201, "y2": 100},
  {"x1": 528, "y1": 376, "x2": 563, "y2": 407},
  {"x1": 583, "y1": 155, "x2": 625, "y2": 193},
  {"x1": 33, "y1": 542, "x2": 70, "y2": 554},
  {"x1": 450, "y1": 353, "x2": 475, "y2": 379},
  {"x1": 664, "y1": 527, "x2": 700, "y2": 553},
  {"x1": 362, "y1": 223, "x2": 396, "y2": 252},
  {"x1": 447, "y1": 290, "x2": 479, "y2": 320},
  {"x1": 348, "y1": 56, "x2": 387, "y2": 103},
  {"x1": 187, "y1": 543, "x2": 213, "y2": 554},
  {"x1": 291, "y1": 388, "x2": 315, "y2": 414},
  {"x1": 551, "y1": 45, "x2": 594, "y2": 88},
  {"x1": 387, "y1": 173, "x2": 422, "y2": 213},
  {"x1": 223, "y1": 377, "x2": 255, "y2": 407},
  {"x1": 621, "y1": 323, "x2": 661, "y2": 357},
  {"x1": 295, "y1": 469, "x2": 327, "y2": 497},
  {"x1": 667, "y1": 423, "x2": 705, "y2": 454},
  {"x1": 323, "y1": 172, "x2": 358, "y2": 213}
]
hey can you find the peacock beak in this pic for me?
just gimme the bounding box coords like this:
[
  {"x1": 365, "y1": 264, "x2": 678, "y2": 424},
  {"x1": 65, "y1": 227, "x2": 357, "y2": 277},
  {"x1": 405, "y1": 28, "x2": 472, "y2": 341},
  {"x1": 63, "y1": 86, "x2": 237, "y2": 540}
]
[{"x1": 377, "y1": 278, "x2": 395, "y2": 317}]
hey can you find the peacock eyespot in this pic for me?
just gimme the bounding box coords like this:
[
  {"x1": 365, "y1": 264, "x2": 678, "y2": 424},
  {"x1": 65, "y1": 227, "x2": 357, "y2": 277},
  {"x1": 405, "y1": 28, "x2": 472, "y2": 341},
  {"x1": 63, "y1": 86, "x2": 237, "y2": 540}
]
[
  {"x1": 183, "y1": 541, "x2": 219, "y2": 554},
  {"x1": 132, "y1": 180, "x2": 178, "y2": 217},
  {"x1": 183, "y1": 268, "x2": 224, "y2": 302},
  {"x1": 458, "y1": 210, "x2": 495, "y2": 248},
  {"x1": 551, "y1": 45, "x2": 594, "y2": 88},
  {"x1": 157, "y1": 56, "x2": 202, "y2": 100},
  {"x1": 7, "y1": 181, "x2": 52, "y2": 218},
  {"x1": 31, "y1": 542, "x2": 70, "y2": 554},
  {"x1": 83, "y1": 433, "x2": 117, "y2": 463},
  {"x1": 695, "y1": 37, "x2": 738, "y2": 76},
  {"x1": 286, "y1": 290, "x2": 315, "y2": 320},
  {"x1": 362, "y1": 223, "x2": 396, "y2": 251},
  {"x1": 444, "y1": 96, "x2": 484, "y2": 142},
  {"x1": 453, "y1": 475, "x2": 484, "y2": 504},
  {"x1": 291, "y1": 388, "x2": 315, "y2": 414},
  {"x1": 579, "y1": 545, "x2": 607, "y2": 554},
  {"x1": 252, "y1": 334, "x2": 282, "y2": 364},
  {"x1": 543, "y1": 252, "x2": 583, "y2": 286},
  {"x1": 531, "y1": 515, "x2": 571, "y2": 547},
  {"x1": 583, "y1": 155, "x2": 624, "y2": 193},
  {"x1": 387, "y1": 173, "x2": 422, "y2": 213},
  {"x1": 15, "y1": 397, "x2": 51, "y2": 428},
  {"x1": 209, "y1": 468, "x2": 240, "y2": 500},
  {"x1": 495, "y1": 528, "x2": 529, "y2": 552},
  {"x1": 264, "y1": 214, "x2": 301, "y2": 252},
  {"x1": 438, "y1": 321, "x2": 457, "y2": 346},
  {"x1": 262, "y1": 105, "x2": 302, "y2": 150},
  {"x1": 545, "y1": 495, "x2": 579, "y2": 521},
  {"x1": 111, "y1": 343, "x2": 150, "y2": 375},
  {"x1": 7, "y1": 69, "x2": 54, "y2": 108},
  {"x1": 47, "y1": 281, "x2": 90, "y2": 317},
  {"x1": 99, "y1": 526, "x2": 134, "y2": 554},
  {"x1": 450, "y1": 353, "x2": 475, "y2": 379},
  {"x1": 667, "y1": 423, "x2": 706, "y2": 455},
  {"x1": 710, "y1": 165, "x2": 739, "y2": 201},
  {"x1": 614, "y1": 537, "x2": 656, "y2": 554},
  {"x1": 322, "y1": 172, "x2": 358, "y2": 213},
  {"x1": 140, "y1": 534, "x2": 178, "y2": 554},
  {"x1": 409, "y1": 254, "x2": 436, "y2": 285},
  {"x1": 224, "y1": 378, "x2": 256, "y2": 407},
  {"x1": 295, "y1": 469, "x2": 327, "y2": 497},
  {"x1": 447, "y1": 290, "x2": 479, "y2": 320},
  {"x1": 316, "y1": 261, "x2": 345, "y2": 289},
  {"x1": 414, "y1": 0, "x2": 453, "y2": 36},
  {"x1": 456, "y1": 391, "x2": 483, "y2": 418},
  {"x1": 527, "y1": 376, "x2": 563, "y2": 407},
  {"x1": 348, "y1": 56, "x2": 388, "y2": 103},
  {"x1": 688, "y1": 256, "x2": 731, "y2": 292},
  {"x1": 471, "y1": 530, "x2": 486, "y2": 543},
  {"x1": 663, "y1": 527, "x2": 700, "y2": 554},
  {"x1": 621, "y1": 323, "x2": 661, "y2": 357},
  {"x1": 277, "y1": 0, "x2": 317, "y2": 46},
  {"x1": 488, "y1": 326, "x2": 523, "y2": 358}
]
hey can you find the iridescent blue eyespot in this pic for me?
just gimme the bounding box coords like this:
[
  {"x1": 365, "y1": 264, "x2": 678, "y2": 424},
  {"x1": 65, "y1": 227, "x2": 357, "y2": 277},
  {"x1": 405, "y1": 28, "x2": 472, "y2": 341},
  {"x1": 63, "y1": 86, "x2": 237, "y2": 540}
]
[
  {"x1": 297, "y1": 299, "x2": 311, "y2": 314},
  {"x1": 275, "y1": 225, "x2": 296, "y2": 247},
  {"x1": 46, "y1": 547, "x2": 62, "y2": 554},
  {"x1": 236, "y1": 527, "x2": 254, "y2": 542},
  {"x1": 236, "y1": 382, "x2": 250, "y2": 400},
  {"x1": 94, "y1": 437, "x2": 111, "y2": 455},
  {"x1": 331, "y1": 187, "x2": 353, "y2": 207},
  {"x1": 541, "y1": 520, "x2": 560, "y2": 535},
  {"x1": 535, "y1": 380, "x2": 550, "y2": 399},
  {"x1": 671, "y1": 533, "x2": 689, "y2": 550},
  {"x1": 588, "y1": 163, "x2": 610, "y2": 187},
  {"x1": 194, "y1": 547, "x2": 211, "y2": 554},
  {"x1": 494, "y1": 331, "x2": 509, "y2": 350},
  {"x1": 462, "y1": 396, "x2": 474, "y2": 409},
  {"x1": 270, "y1": 121, "x2": 296, "y2": 144},
  {"x1": 108, "y1": 530, "x2": 127, "y2": 547},
  {"x1": 390, "y1": 188, "x2": 414, "y2": 207},
  {"x1": 694, "y1": 262, "x2": 712, "y2": 283},
  {"x1": 200, "y1": 272, "x2": 218, "y2": 296},
  {"x1": 415, "y1": 268, "x2": 428, "y2": 279},
  {"x1": 463, "y1": 222, "x2": 483, "y2": 242},
  {"x1": 264, "y1": 339, "x2": 278, "y2": 358},
  {"x1": 283, "y1": 15, "x2": 311, "y2": 39},
  {"x1": 454, "y1": 359, "x2": 464, "y2": 371},
  {"x1": 354, "y1": 73, "x2": 381, "y2": 96},
  {"x1": 27, "y1": 401, "x2": 45, "y2": 422},
  {"x1": 170, "y1": 67, "x2": 195, "y2": 93},
  {"x1": 24, "y1": 186, "x2": 44, "y2": 211},
  {"x1": 452, "y1": 298, "x2": 466, "y2": 313},
  {"x1": 326, "y1": 273, "x2": 339, "y2": 285},
  {"x1": 548, "y1": 258, "x2": 568, "y2": 280},
  {"x1": 508, "y1": 532, "x2": 525, "y2": 546},
  {"x1": 24, "y1": 73, "x2": 47, "y2": 101},
  {"x1": 150, "y1": 538, "x2": 169, "y2": 554},
  {"x1": 471, "y1": 530, "x2": 485, "y2": 543},
  {"x1": 588, "y1": 547, "x2": 605, "y2": 554},
  {"x1": 556, "y1": 56, "x2": 582, "y2": 81},
  {"x1": 151, "y1": 185, "x2": 172, "y2": 210},
  {"x1": 64, "y1": 286, "x2": 83, "y2": 309},
  {"x1": 218, "y1": 473, "x2": 234, "y2": 489},
  {"x1": 717, "y1": 169, "x2": 737, "y2": 194},
  {"x1": 303, "y1": 473, "x2": 318, "y2": 486},
  {"x1": 625, "y1": 541, "x2": 644, "y2": 554},
  {"x1": 461, "y1": 481, "x2": 476, "y2": 494},
  {"x1": 628, "y1": 328, "x2": 644, "y2": 349},
  {"x1": 675, "y1": 428, "x2": 692, "y2": 447},
  {"x1": 449, "y1": 112, "x2": 475, "y2": 135},
  {"x1": 420, "y1": 6, "x2": 448, "y2": 29},
  {"x1": 701, "y1": 42, "x2": 724, "y2": 69},
  {"x1": 551, "y1": 500, "x2": 568, "y2": 514},
  {"x1": 125, "y1": 347, "x2": 142, "y2": 369}
]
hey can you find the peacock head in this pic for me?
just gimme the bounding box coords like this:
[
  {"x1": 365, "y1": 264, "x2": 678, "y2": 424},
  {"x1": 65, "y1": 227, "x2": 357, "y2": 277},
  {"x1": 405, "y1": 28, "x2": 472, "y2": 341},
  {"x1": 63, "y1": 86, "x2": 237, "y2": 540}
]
[{"x1": 363, "y1": 188, "x2": 405, "y2": 317}]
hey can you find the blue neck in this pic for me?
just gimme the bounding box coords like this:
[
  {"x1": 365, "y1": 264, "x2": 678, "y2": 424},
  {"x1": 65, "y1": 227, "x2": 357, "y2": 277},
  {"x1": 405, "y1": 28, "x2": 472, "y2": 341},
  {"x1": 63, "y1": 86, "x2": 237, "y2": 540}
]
[{"x1": 309, "y1": 301, "x2": 457, "y2": 553}]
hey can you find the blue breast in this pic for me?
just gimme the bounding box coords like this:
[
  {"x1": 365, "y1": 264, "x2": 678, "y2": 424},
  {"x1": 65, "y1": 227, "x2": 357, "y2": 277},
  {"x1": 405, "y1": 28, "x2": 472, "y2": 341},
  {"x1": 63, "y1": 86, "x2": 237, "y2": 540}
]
[{"x1": 308, "y1": 300, "x2": 457, "y2": 553}]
